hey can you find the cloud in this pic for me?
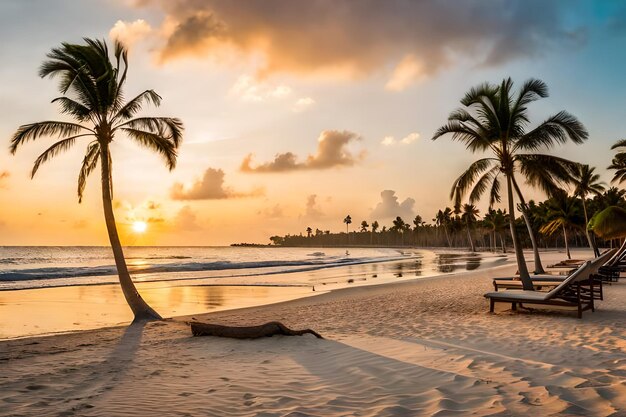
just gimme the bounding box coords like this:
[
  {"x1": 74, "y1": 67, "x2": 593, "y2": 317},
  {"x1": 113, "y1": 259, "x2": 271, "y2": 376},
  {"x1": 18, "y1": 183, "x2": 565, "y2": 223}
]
[
  {"x1": 303, "y1": 194, "x2": 323, "y2": 219},
  {"x1": 230, "y1": 74, "x2": 292, "y2": 102},
  {"x1": 137, "y1": 0, "x2": 585, "y2": 86},
  {"x1": 381, "y1": 132, "x2": 420, "y2": 146},
  {"x1": 109, "y1": 19, "x2": 152, "y2": 49},
  {"x1": 258, "y1": 204, "x2": 284, "y2": 219},
  {"x1": 241, "y1": 130, "x2": 364, "y2": 173},
  {"x1": 293, "y1": 97, "x2": 315, "y2": 113},
  {"x1": 171, "y1": 167, "x2": 263, "y2": 200},
  {"x1": 381, "y1": 136, "x2": 396, "y2": 146},
  {"x1": 385, "y1": 55, "x2": 424, "y2": 91},
  {"x1": 370, "y1": 190, "x2": 415, "y2": 220},
  {"x1": 0, "y1": 171, "x2": 9, "y2": 189},
  {"x1": 174, "y1": 205, "x2": 199, "y2": 231},
  {"x1": 401, "y1": 132, "x2": 420, "y2": 144}
]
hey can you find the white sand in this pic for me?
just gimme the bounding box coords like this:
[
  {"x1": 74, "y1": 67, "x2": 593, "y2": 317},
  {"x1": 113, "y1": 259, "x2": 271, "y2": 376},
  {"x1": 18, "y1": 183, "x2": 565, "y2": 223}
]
[{"x1": 1, "y1": 250, "x2": 625, "y2": 416}]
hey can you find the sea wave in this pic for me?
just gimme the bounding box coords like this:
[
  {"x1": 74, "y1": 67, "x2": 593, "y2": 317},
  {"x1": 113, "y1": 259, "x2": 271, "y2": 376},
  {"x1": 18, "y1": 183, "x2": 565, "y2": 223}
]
[{"x1": 0, "y1": 256, "x2": 403, "y2": 282}]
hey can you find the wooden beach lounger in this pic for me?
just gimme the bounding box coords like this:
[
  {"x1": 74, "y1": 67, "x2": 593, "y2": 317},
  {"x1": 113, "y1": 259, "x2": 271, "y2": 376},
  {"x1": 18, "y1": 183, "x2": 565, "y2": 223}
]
[
  {"x1": 493, "y1": 249, "x2": 616, "y2": 292},
  {"x1": 485, "y1": 262, "x2": 597, "y2": 318}
]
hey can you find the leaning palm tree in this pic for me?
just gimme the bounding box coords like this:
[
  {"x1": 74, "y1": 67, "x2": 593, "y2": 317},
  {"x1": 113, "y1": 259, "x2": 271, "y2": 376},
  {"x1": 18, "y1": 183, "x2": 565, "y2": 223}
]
[
  {"x1": 433, "y1": 78, "x2": 587, "y2": 289},
  {"x1": 10, "y1": 38, "x2": 183, "y2": 320},
  {"x1": 572, "y1": 164, "x2": 605, "y2": 256}
]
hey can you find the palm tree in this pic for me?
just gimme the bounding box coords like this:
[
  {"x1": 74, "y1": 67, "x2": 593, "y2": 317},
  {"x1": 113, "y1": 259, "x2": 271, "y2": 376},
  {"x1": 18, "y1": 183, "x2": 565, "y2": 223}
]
[
  {"x1": 412, "y1": 214, "x2": 423, "y2": 246},
  {"x1": 434, "y1": 208, "x2": 452, "y2": 247},
  {"x1": 391, "y1": 216, "x2": 407, "y2": 245},
  {"x1": 360, "y1": 220, "x2": 369, "y2": 233},
  {"x1": 343, "y1": 215, "x2": 352, "y2": 244},
  {"x1": 540, "y1": 192, "x2": 583, "y2": 259},
  {"x1": 371, "y1": 220, "x2": 379, "y2": 245},
  {"x1": 306, "y1": 227, "x2": 313, "y2": 238},
  {"x1": 572, "y1": 164, "x2": 605, "y2": 256},
  {"x1": 10, "y1": 39, "x2": 183, "y2": 320},
  {"x1": 461, "y1": 204, "x2": 479, "y2": 252},
  {"x1": 433, "y1": 78, "x2": 587, "y2": 289}
]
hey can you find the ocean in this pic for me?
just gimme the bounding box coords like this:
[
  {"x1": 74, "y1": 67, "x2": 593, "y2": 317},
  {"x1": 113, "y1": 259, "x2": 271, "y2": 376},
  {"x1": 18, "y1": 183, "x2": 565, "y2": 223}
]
[{"x1": 0, "y1": 246, "x2": 508, "y2": 291}]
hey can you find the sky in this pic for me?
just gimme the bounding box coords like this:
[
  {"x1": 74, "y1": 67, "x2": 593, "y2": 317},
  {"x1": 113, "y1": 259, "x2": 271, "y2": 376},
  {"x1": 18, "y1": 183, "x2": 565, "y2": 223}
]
[{"x1": 1, "y1": 0, "x2": 626, "y2": 246}]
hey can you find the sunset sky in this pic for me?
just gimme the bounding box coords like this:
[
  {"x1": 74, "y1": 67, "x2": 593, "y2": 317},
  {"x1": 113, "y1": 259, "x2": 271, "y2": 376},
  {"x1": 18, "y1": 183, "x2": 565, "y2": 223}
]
[{"x1": 1, "y1": 0, "x2": 626, "y2": 245}]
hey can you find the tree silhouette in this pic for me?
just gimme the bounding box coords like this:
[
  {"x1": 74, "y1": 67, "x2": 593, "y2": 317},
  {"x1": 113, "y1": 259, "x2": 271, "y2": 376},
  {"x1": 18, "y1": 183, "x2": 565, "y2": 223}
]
[{"x1": 572, "y1": 164, "x2": 605, "y2": 256}]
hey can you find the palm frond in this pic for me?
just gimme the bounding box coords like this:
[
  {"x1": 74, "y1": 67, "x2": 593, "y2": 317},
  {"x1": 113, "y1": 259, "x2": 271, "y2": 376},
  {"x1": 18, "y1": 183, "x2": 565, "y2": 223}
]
[
  {"x1": 450, "y1": 158, "x2": 496, "y2": 205},
  {"x1": 77, "y1": 142, "x2": 100, "y2": 203},
  {"x1": 467, "y1": 166, "x2": 501, "y2": 206},
  {"x1": 10, "y1": 121, "x2": 93, "y2": 154},
  {"x1": 51, "y1": 97, "x2": 92, "y2": 121},
  {"x1": 517, "y1": 153, "x2": 579, "y2": 196},
  {"x1": 121, "y1": 128, "x2": 177, "y2": 169},
  {"x1": 514, "y1": 111, "x2": 588, "y2": 152},
  {"x1": 116, "y1": 117, "x2": 183, "y2": 147},
  {"x1": 31, "y1": 134, "x2": 91, "y2": 178},
  {"x1": 112, "y1": 90, "x2": 162, "y2": 121},
  {"x1": 488, "y1": 172, "x2": 502, "y2": 208},
  {"x1": 610, "y1": 139, "x2": 626, "y2": 150}
]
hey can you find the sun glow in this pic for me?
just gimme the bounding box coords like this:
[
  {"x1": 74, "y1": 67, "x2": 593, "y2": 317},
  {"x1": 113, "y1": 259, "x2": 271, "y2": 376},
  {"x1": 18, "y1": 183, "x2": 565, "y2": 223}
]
[{"x1": 132, "y1": 221, "x2": 148, "y2": 233}]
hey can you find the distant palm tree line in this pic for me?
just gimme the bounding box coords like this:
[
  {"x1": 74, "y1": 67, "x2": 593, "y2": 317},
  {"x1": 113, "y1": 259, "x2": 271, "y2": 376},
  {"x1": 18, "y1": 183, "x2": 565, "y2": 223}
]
[{"x1": 270, "y1": 187, "x2": 626, "y2": 250}]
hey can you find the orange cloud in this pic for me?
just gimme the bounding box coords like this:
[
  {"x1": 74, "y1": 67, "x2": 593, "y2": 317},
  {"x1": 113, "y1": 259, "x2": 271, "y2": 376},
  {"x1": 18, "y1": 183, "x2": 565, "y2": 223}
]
[
  {"x1": 137, "y1": 0, "x2": 585, "y2": 85},
  {"x1": 241, "y1": 130, "x2": 364, "y2": 173},
  {"x1": 171, "y1": 167, "x2": 263, "y2": 200}
]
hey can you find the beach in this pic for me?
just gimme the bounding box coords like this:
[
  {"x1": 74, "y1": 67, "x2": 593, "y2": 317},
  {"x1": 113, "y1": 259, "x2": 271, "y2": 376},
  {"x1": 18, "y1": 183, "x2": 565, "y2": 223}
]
[{"x1": 2, "y1": 249, "x2": 625, "y2": 416}]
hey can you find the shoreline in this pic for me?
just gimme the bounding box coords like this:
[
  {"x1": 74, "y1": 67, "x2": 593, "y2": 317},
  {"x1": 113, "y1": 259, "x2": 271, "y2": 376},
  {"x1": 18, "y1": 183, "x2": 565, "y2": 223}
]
[
  {"x1": 4, "y1": 249, "x2": 625, "y2": 416},
  {"x1": 0, "y1": 250, "x2": 511, "y2": 340}
]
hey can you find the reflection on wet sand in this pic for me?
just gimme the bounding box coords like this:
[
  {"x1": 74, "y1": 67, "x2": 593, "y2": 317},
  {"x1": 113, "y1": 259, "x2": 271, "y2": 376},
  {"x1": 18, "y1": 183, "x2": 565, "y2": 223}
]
[{"x1": 0, "y1": 284, "x2": 314, "y2": 339}]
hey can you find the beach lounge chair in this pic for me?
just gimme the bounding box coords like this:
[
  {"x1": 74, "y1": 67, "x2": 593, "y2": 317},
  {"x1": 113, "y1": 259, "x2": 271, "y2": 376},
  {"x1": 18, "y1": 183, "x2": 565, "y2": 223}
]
[
  {"x1": 485, "y1": 261, "x2": 596, "y2": 318},
  {"x1": 493, "y1": 249, "x2": 615, "y2": 293}
]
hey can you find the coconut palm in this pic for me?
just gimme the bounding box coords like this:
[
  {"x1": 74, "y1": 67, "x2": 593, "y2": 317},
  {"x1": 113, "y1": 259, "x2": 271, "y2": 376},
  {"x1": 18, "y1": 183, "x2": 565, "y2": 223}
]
[
  {"x1": 391, "y1": 216, "x2": 407, "y2": 245},
  {"x1": 413, "y1": 214, "x2": 423, "y2": 246},
  {"x1": 306, "y1": 227, "x2": 313, "y2": 238},
  {"x1": 360, "y1": 220, "x2": 369, "y2": 233},
  {"x1": 572, "y1": 164, "x2": 605, "y2": 256},
  {"x1": 434, "y1": 208, "x2": 453, "y2": 247},
  {"x1": 343, "y1": 215, "x2": 352, "y2": 244},
  {"x1": 433, "y1": 78, "x2": 587, "y2": 289},
  {"x1": 371, "y1": 220, "x2": 379, "y2": 245},
  {"x1": 461, "y1": 204, "x2": 479, "y2": 252},
  {"x1": 10, "y1": 39, "x2": 183, "y2": 320},
  {"x1": 539, "y1": 192, "x2": 583, "y2": 260}
]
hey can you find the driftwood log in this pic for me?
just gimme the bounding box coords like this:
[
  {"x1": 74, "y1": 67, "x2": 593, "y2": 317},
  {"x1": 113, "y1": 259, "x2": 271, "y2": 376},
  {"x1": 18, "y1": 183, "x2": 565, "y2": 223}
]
[{"x1": 190, "y1": 321, "x2": 324, "y2": 339}]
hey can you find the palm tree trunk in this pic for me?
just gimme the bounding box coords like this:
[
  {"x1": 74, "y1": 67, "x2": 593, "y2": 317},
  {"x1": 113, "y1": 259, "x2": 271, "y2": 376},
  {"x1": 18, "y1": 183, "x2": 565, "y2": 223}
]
[
  {"x1": 443, "y1": 225, "x2": 451, "y2": 247},
  {"x1": 511, "y1": 176, "x2": 545, "y2": 274},
  {"x1": 506, "y1": 174, "x2": 532, "y2": 290},
  {"x1": 100, "y1": 144, "x2": 161, "y2": 321},
  {"x1": 466, "y1": 223, "x2": 475, "y2": 252},
  {"x1": 581, "y1": 199, "x2": 599, "y2": 257},
  {"x1": 500, "y1": 233, "x2": 506, "y2": 253},
  {"x1": 562, "y1": 225, "x2": 571, "y2": 259}
]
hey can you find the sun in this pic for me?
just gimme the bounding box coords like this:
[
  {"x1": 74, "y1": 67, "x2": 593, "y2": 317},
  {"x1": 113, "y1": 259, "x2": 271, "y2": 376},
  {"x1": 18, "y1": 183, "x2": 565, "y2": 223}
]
[{"x1": 132, "y1": 221, "x2": 148, "y2": 233}]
